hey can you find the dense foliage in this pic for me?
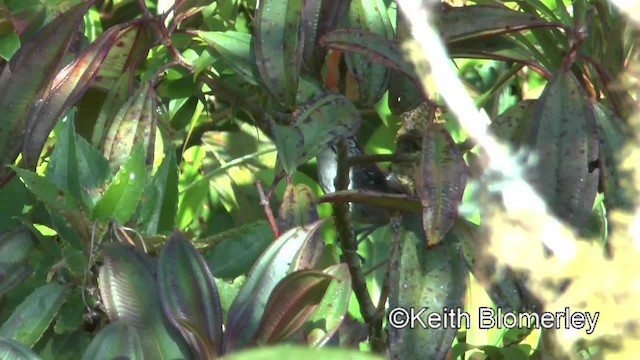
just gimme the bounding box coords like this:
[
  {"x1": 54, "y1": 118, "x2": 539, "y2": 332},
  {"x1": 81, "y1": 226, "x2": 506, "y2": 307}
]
[{"x1": 0, "y1": 0, "x2": 638, "y2": 359}]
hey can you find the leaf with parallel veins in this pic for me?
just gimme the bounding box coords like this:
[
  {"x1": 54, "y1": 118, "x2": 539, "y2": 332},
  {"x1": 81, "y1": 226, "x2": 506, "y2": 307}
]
[
  {"x1": 526, "y1": 70, "x2": 600, "y2": 229},
  {"x1": 157, "y1": 230, "x2": 223, "y2": 359},
  {"x1": 0, "y1": 1, "x2": 93, "y2": 185},
  {"x1": 254, "y1": 0, "x2": 304, "y2": 108},
  {"x1": 22, "y1": 22, "x2": 145, "y2": 170},
  {"x1": 253, "y1": 270, "x2": 333, "y2": 345},
  {"x1": 343, "y1": 0, "x2": 394, "y2": 107},
  {"x1": 417, "y1": 123, "x2": 468, "y2": 247}
]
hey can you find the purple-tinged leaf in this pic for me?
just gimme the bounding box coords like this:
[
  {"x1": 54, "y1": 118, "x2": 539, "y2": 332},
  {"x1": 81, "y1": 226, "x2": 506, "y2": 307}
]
[
  {"x1": 441, "y1": 5, "x2": 563, "y2": 43},
  {"x1": 278, "y1": 182, "x2": 323, "y2": 269},
  {"x1": 526, "y1": 71, "x2": 600, "y2": 229},
  {"x1": 224, "y1": 220, "x2": 325, "y2": 351},
  {"x1": 388, "y1": 228, "x2": 467, "y2": 359},
  {"x1": 158, "y1": 230, "x2": 223, "y2": 359},
  {"x1": 0, "y1": 1, "x2": 93, "y2": 185},
  {"x1": 253, "y1": 270, "x2": 333, "y2": 345},
  {"x1": 343, "y1": 0, "x2": 393, "y2": 106},
  {"x1": 448, "y1": 35, "x2": 538, "y2": 64},
  {"x1": 301, "y1": 0, "x2": 350, "y2": 76},
  {"x1": 98, "y1": 242, "x2": 190, "y2": 359},
  {"x1": 303, "y1": 263, "x2": 352, "y2": 347},
  {"x1": 320, "y1": 28, "x2": 417, "y2": 81},
  {"x1": 21, "y1": 22, "x2": 144, "y2": 170},
  {"x1": 91, "y1": 22, "x2": 152, "y2": 91}
]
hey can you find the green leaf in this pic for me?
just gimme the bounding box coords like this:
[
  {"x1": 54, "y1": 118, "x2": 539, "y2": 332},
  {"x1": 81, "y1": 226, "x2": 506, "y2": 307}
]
[
  {"x1": 74, "y1": 134, "x2": 112, "y2": 210},
  {"x1": 47, "y1": 208, "x2": 90, "y2": 251},
  {"x1": 527, "y1": 70, "x2": 600, "y2": 229},
  {"x1": 344, "y1": 0, "x2": 394, "y2": 106},
  {"x1": 0, "y1": 1, "x2": 92, "y2": 183},
  {"x1": 91, "y1": 23, "x2": 152, "y2": 92},
  {"x1": 0, "y1": 283, "x2": 66, "y2": 347},
  {"x1": 202, "y1": 221, "x2": 275, "y2": 279},
  {"x1": 254, "y1": 0, "x2": 303, "y2": 108},
  {"x1": 277, "y1": 183, "x2": 319, "y2": 233},
  {"x1": 221, "y1": 345, "x2": 385, "y2": 360},
  {"x1": 417, "y1": 123, "x2": 468, "y2": 247},
  {"x1": 170, "y1": 96, "x2": 199, "y2": 130},
  {"x1": 0, "y1": 32, "x2": 20, "y2": 60},
  {"x1": 100, "y1": 82, "x2": 158, "y2": 171},
  {"x1": 592, "y1": 102, "x2": 635, "y2": 211},
  {"x1": 44, "y1": 115, "x2": 82, "y2": 202},
  {"x1": 0, "y1": 227, "x2": 35, "y2": 264},
  {"x1": 225, "y1": 220, "x2": 325, "y2": 351},
  {"x1": 98, "y1": 243, "x2": 190, "y2": 359},
  {"x1": 388, "y1": 224, "x2": 468, "y2": 359},
  {"x1": 157, "y1": 231, "x2": 223, "y2": 359},
  {"x1": 0, "y1": 176, "x2": 35, "y2": 233},
  {"x1": 13, "y1": 168, "x2": 81, "y2": 211},
  {"x1": 53, "y1": 292, "x2": 86, "y2": 334},
  {"x1": 91, "y1": 73, "x2": 129, "y2": 149},
  {"x1": 441, "y1": 5, "x2": 561, "y2": 43},
  {"x1": 453, "y1": 219, "x2": 525, "y2": 313},
  {"x1": 271, "y1": 79, "x2": 361, "y2": 174},
  {"x1": 197, "y1": 31, "x2": 261, "y2": 86},
  {"x1": 0, "y1": 336, "x2": 42, "y2": 360},
  {"x1": 489, "y1": 99, "x2": 536, "y2": 147},
  {"x1": 136, "y1": 150, "x2": 179, "y2": 235},
  {"x1": 38, "y1": 330, "x2": 91, "y2": 360},
  {"x1": 253, "y1": 270, "x2": 333, "y2": 345},
  {"x1": 0, "y1": 263, "x2": 33, "y2": 298},
  {"x1": 319, "y1": 29, "x2": 417, "y2": 79},
  {"x1": 303, "y1": 263, "x2": 352, "y2": 347},
  {"x1": 81, "y1": 322, "x2": 144, "y2": 360},
  {"x1": 448, "y1": 35, "x2": 538, "y2": 64},
  {"x1": 92, "y1": 146, "x2": 147, "y2": 224}
]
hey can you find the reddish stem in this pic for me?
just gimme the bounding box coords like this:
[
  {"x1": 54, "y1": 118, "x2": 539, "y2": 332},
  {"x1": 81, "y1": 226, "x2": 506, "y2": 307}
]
[{"x1": 256, "y1": 180, "x2": 280, "y2": 238}]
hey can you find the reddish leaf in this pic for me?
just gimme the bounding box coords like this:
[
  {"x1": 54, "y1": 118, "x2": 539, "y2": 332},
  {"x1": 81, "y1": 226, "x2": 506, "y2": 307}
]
[
  {"x1": 253, "y1": 270, "x2": 333, "y2": 345},
  {"x1": 0, "y1": 1, "x2": 93, "y2": 185}
]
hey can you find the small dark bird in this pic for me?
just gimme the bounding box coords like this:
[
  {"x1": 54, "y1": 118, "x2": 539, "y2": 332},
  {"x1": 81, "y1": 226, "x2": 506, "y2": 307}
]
[{"x1": 316, "y1": 136, "x2": 391, "y2": 235}]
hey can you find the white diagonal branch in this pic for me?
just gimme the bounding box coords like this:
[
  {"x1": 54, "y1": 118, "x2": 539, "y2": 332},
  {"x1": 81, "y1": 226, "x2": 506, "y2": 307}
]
[{"x1": 395, "y1": 0, "x2": 578, "y2": 262}]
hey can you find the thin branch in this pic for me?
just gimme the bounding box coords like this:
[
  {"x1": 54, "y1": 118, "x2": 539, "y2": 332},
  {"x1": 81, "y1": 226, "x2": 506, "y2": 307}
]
[
  {"x1": 396, "y1": 0, "x2": 578, "y2": 263},
  {"x1": 256, "y1": 180, "x2": 280, "y2": 238},
  {"x1": 333, "y1": 139, "x2": 385, "y2": 352}
]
